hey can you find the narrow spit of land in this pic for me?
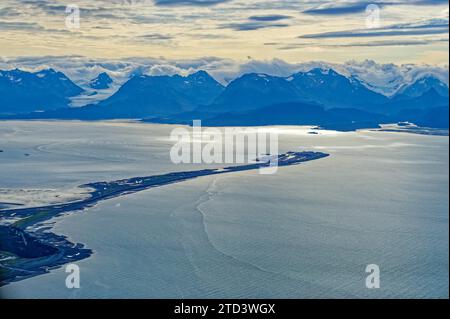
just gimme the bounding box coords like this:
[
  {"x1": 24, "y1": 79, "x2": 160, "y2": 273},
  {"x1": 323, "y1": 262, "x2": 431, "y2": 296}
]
[{"x1": 0, "y1": 151, "x2": 329, "y2": 286}]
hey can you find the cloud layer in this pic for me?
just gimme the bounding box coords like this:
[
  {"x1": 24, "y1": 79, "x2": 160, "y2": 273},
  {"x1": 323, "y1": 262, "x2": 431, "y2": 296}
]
[{"x1": 0, "y1": 0, "x2": 448, "y2": 64}]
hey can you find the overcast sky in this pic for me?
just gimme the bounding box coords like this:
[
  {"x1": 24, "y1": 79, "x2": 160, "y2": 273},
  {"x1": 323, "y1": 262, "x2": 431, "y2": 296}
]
[{"x1": 0, "y1": 0, "x2": 448, "y2": 65}]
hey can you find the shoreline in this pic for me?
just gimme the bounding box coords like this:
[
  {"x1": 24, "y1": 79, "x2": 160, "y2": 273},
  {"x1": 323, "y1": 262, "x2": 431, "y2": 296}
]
[{"x1": 0, "y1": 151, "x2": 329, "y2": 286}]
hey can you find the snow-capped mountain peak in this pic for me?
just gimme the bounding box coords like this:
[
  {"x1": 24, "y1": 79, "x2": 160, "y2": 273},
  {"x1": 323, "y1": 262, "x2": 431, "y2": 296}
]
[{"x1": 88, "y1": 72, "x2": 113, "y2": 90}]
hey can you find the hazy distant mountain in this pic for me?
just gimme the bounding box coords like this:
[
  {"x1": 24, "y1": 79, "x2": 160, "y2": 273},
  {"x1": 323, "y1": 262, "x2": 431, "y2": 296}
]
[
  {"x1": 3, "y1": 56, "x2": 447, "y2": 98},
  {"x1": 89, "y1": 72, "x2": 113, "y2": 90},
  {"x1": 206, "y1": 69, "x2": 388, "y2": 113},
  {"x1": 413, "y1": 107, "x2": 449, "y2": 129},
  {"x1": 0, "y1": 69, "x2": 83, "y2": 114},
  {"x1": 387, "y1": 88, "x2": 449, "y2": 128},
  {"x1": 202, "y1": 101, "x2": 388, "y2": 131},
  {"x1": 288, "y1": 68, "x2": 388, "y2": 109},
  {"x1": 383, "y1": 88, "x2": 449, "y2": 114},
  {"x1": 395, "y1": 106, "x2": 449, "y2": 129},
  {"x1": 1, "y1": 67, "x2": 448, "y2": 130},
  {"x1": 152, "y1": 83, "x2": 448, "y2": 129},
  {"x1": 396, "y1": 75, "x2": 449, "y2": 98},
  {"x1": 93, "y1": 71, "x2": 224, "y2": 117},
  {"x1": 7, "y1": 71, "x2": 225, "y2": 120},
  {"x1": 208, "y1": 73, "x2": 301, "y2": 112}
]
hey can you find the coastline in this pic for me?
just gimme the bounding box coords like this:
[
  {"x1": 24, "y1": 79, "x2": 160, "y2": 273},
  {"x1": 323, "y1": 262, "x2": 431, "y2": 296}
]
[{"x1": 0, "y1": 151, "x2": 329, "y2": 286}]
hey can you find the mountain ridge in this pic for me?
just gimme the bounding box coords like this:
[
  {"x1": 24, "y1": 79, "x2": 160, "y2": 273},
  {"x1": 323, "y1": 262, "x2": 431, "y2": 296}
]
[
  {"x1": 0, "y1": 68, "x2": 83, "y2": 114},
  {"x1": 1, "y1": 67, "x2": 448, "y2": 130}
]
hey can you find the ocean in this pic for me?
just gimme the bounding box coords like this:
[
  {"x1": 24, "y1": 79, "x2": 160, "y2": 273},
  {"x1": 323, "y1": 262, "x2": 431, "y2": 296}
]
[{"x1": 0, "y1": 121, "x2": 448, "y2": 298}]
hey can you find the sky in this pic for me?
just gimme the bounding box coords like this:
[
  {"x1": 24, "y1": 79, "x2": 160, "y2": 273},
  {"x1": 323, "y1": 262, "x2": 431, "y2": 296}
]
[{"x1": 0, "y1": 0, "x2": 448, "y2": 65}]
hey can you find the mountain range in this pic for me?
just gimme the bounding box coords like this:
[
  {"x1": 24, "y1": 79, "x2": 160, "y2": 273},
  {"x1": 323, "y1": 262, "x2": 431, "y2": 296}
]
[
  {"x1": 397, "y1": 75, "x2": 449, "y2": 98},
  {"x1": 198, "y1": 69, "x2": 393, "y2": 114},
  {"x1": 95, "y1": 70, "x2": 224, "y2": 117},
  {"x1": 0, "y1": 69, "x2": 83, "y2": 114},
  {"x1": 0, "y1": 67, "x2": 448, "y2": 129}
]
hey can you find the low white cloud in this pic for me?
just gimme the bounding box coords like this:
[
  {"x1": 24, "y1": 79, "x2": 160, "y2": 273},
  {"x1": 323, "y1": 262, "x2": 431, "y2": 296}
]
[{"x1": 0, "y1": 56, "x2": 448, "y2": 97}]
